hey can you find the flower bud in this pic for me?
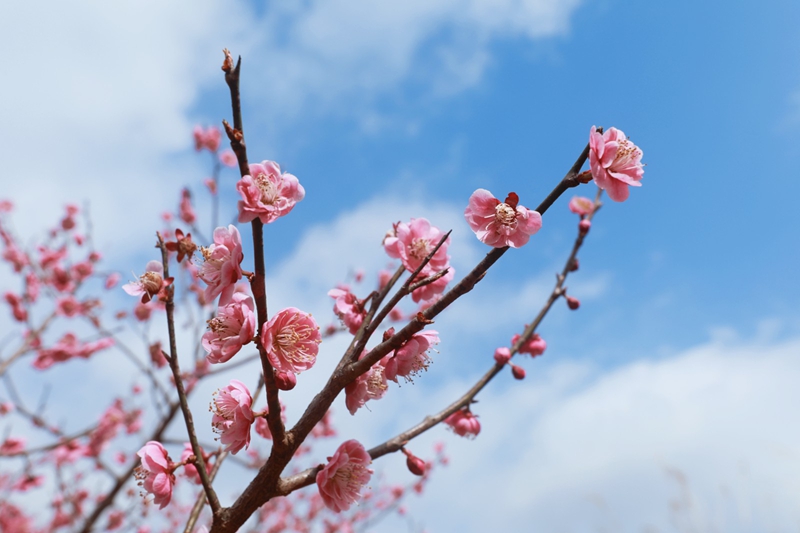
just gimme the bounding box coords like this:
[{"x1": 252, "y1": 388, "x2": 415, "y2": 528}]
[
  {"x1": 493, "y1": 347, "x2": 511, "y2": 365},
  {"x1": 568, "y1": 258, "x2": 579, "y2": 272},
  {"x1": 402, "y1": 449, "x2": 426, "y2": 476},
  {"x1": 511, "y1": 364, "x2": 526, "y2": 380},
  {"x1": 579, "y1": 219, "x2": 591, "y2": 236},
  {"x1": 275, "y1": 371, "x2": 297, "y2": 391},
  {"x1": 566, "y1": 296, "x2": 580, "y2": 310}
]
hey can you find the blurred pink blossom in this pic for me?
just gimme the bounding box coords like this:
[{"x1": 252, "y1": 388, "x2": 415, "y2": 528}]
[
  {"x1": 464, "y1": 189, "x2": 542, "y2": 248},
  {"x1": 193, "y1": 125, "x2": 221, "y2": 152},
  {"x1": 444, "y1": 409, "x2": 481, "y2": 438},
  {"x1": 211, "y1": 380, "x2": 254, "y2": 454},
  {"x1": 179, "y1": 188, "x2": 197, "y2": 225},
  {"x1": 511, "y1": 332, "x2": 546, "y2": 357},
  {"x1": 219, "y1": 150, "x2": 237, "y2": 167},
  {"x1": 135, "y1": 441, "x2": 175, "y2": 509},
  {"x1": 568, "y1": 196, "x2": 595, "y2": 216}
]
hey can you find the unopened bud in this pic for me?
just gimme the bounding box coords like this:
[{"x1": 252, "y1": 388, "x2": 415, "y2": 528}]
[
  {"x1": 275, "y1": 371, "x2": 297, "y2": 391},
  {"x1": 383, "y1": 327, "x2": 395, "y2": 341},
  {"x1": 402, "y1": 449, "x2": 427, "y2": 476},
  {"x1": 511, "y1": 364, "x2": 526, "y2": 380},
  {"x1": 568, "y1": 258, "x2": 579, "y2": 272},
  {"x1": 579, "y1": 219, "x2": 591, "y2": 236},
  {"x1": 566, "y1": 296, "x2": 580, "y2": 310},
  {"x1": 493, "y1": 347, "x2": 511, "y2": 365}
]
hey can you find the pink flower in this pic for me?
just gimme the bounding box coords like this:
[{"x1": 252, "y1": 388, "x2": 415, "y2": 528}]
[
  {"x1": 104, "y1": 272, "x2": 121, "y2": 289},
  {"x1": 180, "y1": 443, "x2": 210, "y2": 485},
  {"x1": 568, "y1": 196, "x2": 595, "y2": 216},
  {"x1": 2, "y1": 243, "x2": 28, "y2": 272},
  {"x1": 219, "y1": 150, "x2": 237, "y2": 167},
  {"x1": 199, "y1": 225, "x2": 243, "y2": 305},
  {"x1": 262, "y1": 307, "x2": 321, "y2": 374},
  {"x1": 383, "y1": 330, "x2": 439, "y2": 382},
  {"x1": 0, "y1": 437, "x2": 26, "y2": 455},
  {"x1": 511, "y1": 332, "x2": 547, "y2": 357},
  {"x1": 33, "y1": 334, "x2": 114, "y2": 369},
  {"x1": 4, "y1": 293, "x2": 27, "y2": 322},
  {"x1": 444, "y1": 410, "x2": 480, "y2": 438},
  {"x1": 328, "y1": 288, "x2": 366, "y2": 335},
  {"x1": 179, "y1": 188, "x2": 197, "y2": 225},
  {"x1": 12, "y1": 474, "x2": 44, "y2": 492},
  {"x1": 193, "y1": 125, "x2": 221, "y2": 152},
  {"x1": 316, "y1": 440, "x2": 373, "y2": 513},
  {"x1": 410, "y1": 267, "x2": 454, "y2": 303},
  {"x1": 236, "y1": 160, "x2": 305, "y2": 224},
  {"x1": 383, "y1": 218, "x2": 451, "y2": 274},
  {"x1": 211, "y1": 380, "x2": 254, "y2": 454},
  {"x1": 345, "y1": 352, "x2": 389, "y2": 415},
  {"x1": 464, "y1": 189, "x2": 542, "y2": 248},
  {"x1": 135, "y1": 441, "x2": 175, "y2": 509},
  {"x1": 589, "y1": 126, "x2": 644, "y2": 202},
  {"x1": 56, "y1": 296, "x2": 82, "y2": 317},
  {"x1": 202, "y1": 293, "x2": 256, "y2": 364},
  {"x1": 123, "y1": 260, "x2": 172, "y2": 304},
  {"x1": 493, "y1": 347, "x2": 511, "y2": 365},
  {"x1": 24, "y1": 273, "x2": 39, "y2": 302}
]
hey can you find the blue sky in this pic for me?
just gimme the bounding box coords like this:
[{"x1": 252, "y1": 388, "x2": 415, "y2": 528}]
[{"x1": 1, "y1": 1, "x2": 799, "y2": 531}]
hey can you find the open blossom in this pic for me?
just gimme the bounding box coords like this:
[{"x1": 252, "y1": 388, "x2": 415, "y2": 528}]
[
  {"x1": 465, "y1": 190, "x2": 542, "y2": 248},
  {"x1": 511, "y1": 332, "x2": 547, "y2": 357},
  {"x1": 383, "y1": 330, "x2": 439, "y2": 382},
  {"x1": 236, "y1": 160, "x2": 305, "y2": 224},
  {"x1": 211, "y1": 380, "x2": 254, "y2": 454},
  {"x1": 135, "y1": 441, "x2": 175, "y2": 509},
  {"x1": 262, "y1": 307, "x2": 321, "y2": 374},
  {"x1": 193, "y1": 125, "x2": 221, "y2": 152},
  {"x1": 199, "y1": 225, "x2": 243, "y2": 305},
  {"x1": 384, "y1": 218, "x2": 451, "y2": 274},
  {"x1": 568, "y1": 196, "x2": 595, "y2": 216},
  {"x1": 589, "y1": 126, "x2": 644, "y2": 202},
  {"x1": 345, "y1": 351, "x2": 390, "y2": 415},
  {"x1": 316, "y1": 440, "x2": 373, "y2": 513},
  {"x1": 444, "y1": 409, "x2": 481, "y2": 438},
  {"x1": 123, "y1": 260, "x2": 172, "y2": 304},
  {"x1": 328, "y1": 288, "x2": 366, "y2": 334},
  {"x1": 202, "y1": 293, "x2": 256, "y2": 364}
]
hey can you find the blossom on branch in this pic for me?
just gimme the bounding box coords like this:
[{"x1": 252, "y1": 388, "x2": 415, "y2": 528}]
[
  {"x1": 199, "y1": 225, "x2": 243, "y2": 305},
  {"x1": 236, "y1": 160, "x2": 305, "y2": 224},
  {"x1": 383, "y1": 330, "x2": 439, "y2": 382},
  {"x1": 135, "y1": 441, "x2": 175, "y2": 509},
  {"x1": 328, "y1": 287, "x2": 366, "y2": 334},
  {"x1": 345, "y1": 351, "x2": 389, "y2": 415},
  {"x1": 464, "y1": 189, "x2": 542, "y2": 248},
  {"x1": 262, "y1": 307, "x2": 321, "y2": 374},
  {"x1": 211, "y1": 379, "x2": 255, "y2": 454},
  {"x1": 444, "y1": 409, "x2": 481, "y2": 438},
  {"x1": 122, "y1": 260, "x2": 172, "y2": 304},
  {"x1": 568, "y1": 196, "x2": 595, "y2": 216},
  {"x1": 511, "y1": 332, "x2": 546, "y2": 357},
  {"x1": 316, "y1": 439, "x2": 373, "y2": 512},
  {"x1": 383, "y1": 218, "x2": 451, "y2": 274},
  {"x1": 589, "y1": 126, "x2": 644, "y2": 202},
  {"x1": 193, "y1": 125, "x2": 221, "y2": 152},
  {"x1": 202, "y1": 292, "x2": 256, "y2": 364}
]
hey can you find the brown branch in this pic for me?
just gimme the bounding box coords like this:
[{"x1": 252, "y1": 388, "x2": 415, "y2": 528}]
[
  {"x1": 184, "y1": 449, "x2": 229, "y2": 533},
  {"x1": 157, "y1": 234, "x2": 221, "y2": 514}
]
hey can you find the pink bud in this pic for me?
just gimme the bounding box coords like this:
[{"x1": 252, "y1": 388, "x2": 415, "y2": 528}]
[
  {"x1": 579, "y1": 219, "x2": 591, "y2": 235},
  {"x1": 493, "y1": 347, "x2": 511, "y2": 365},
  {"x1": 275, "y1": 371, "x2": 297, "y2": 391},
  {"x1": 568, "y1": 258, "x2": 579, "y2": 272},
  {"x1": 566, "y1": 296, "x2": 580, "y2": 310},
  {"x1": 511, "y1": 364, "x2": 526, "y2": 380},
  {"x1": 402, "y1": 449, "x2": 426, "y2": 476}
]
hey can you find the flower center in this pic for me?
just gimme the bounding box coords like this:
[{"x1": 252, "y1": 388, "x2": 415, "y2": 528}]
[
  {"x1": 275, "y1": 325, "x2": 318, "y2": 363},
  {"x1": 614, "y1": 138, "x2": 640, "y2": 166},
  {"x1": 409, "y1": 238, "x2": 431, "y2": 261},
  {"x1": 494, "y1": 203, "x2": 517, "y2": 226},
  {"x1": 140, "y1": 272, "x2": 162, "y2": 294},
  {"x1": 255, "y1": 172, "x2": 280, "y2": 205},
  {"x1": 207, "y1": 317, "x2": 229, "y2": 334},
  {"x1": 334, "y1": 463, "x2": 368, "y2": 493}
]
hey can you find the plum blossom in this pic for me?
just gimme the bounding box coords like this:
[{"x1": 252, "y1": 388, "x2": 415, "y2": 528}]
[
  {"x1": 444, "y1": 409, "x2": 481, "y2": 438},
  {"x1": 464, "y1": 189, "x2": 542, "y2": 248},
  {"x1": 511, "y1": 332, "x2": 546, "y2": 357},
  {"x1": 384, "y1": 218, "x2": 451, "y2": 274},
  {"x1": 180, "y1": 443, "x2": 210, "y2": 485},
  {"x1": 219, "y1": 150, "x2": 237, "y2": 167},
  {"x1": 179, "y1": 188, "x2": 197, "y2": 225},
  {"x1": 4, "y1": 292, "x2": 27, "y2": 322},
  {"x1": 410, "y1": 267, "x2": 454, "y2": 303},
  {"x1": 33, "y1": 333, "x2": 114, "y2": 369},
  {"x1": 202, "y1": 293, "x2": 256, "y2": 364},
  {"x1": 193, "y1": 125, "x2": 221, "y2": 152},
  {"x1": 316, "y1": 440, "x2": 373, "y2": 512},
  {"x1": 123, "y1": 260, "x2": 172, "y2": 304},
  {"x1": 211, "y1": 380, "x2": 254, "y2": 454},
  {"x1": 198, "y1": 225, "x2": 243, "y2": 305},
  {"x1": 589, "y1": 126, "x2": 644, "y2": 202},
  {"x1": 328, "y1": 288, "x2": 366, "y2": 334},
  {"x1": 104, "y1": 272, "x2": 121, "y2": 289},
  {"x1": 383, "y1": 330, "x2": 439, "y2": 382},
  {"x1": 345, "y1": 352, "x2": 389, "y2": 415},
  {"x1": 568, "y1": 196, "x2": 595, "y2": 216},
  {"x1": 0, "y1": 437, "x2": 26, "y2": 455},
  {"x1": 236, "y1": 160, "x2": 305, "y2": 224},
  {"x1": 262, "y1": 307, "x2": 321, "y2": 374},
  {"x1": 165, "y1": 228, "x2": 197, "y2": 263},
  {"x1": 135, "y1": 441, "x2": 175, "y2": 509}
]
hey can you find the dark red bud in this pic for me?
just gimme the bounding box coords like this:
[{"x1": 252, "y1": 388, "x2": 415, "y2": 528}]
[
  {"x1": 504, "y1": 192, "x2": 519, "y2": 209},
  {"x1": 566, "y1": 296, "x2": 580, "y2": 310},
  {"x1": 275, "y1": 371, "x2": 297, "y2": 391},
  {"x1": 579, "y1": 219, "x2": 591, "y2": 236},
  {"x1": 568, "y1": 258, "x2": 579, "y2": 272},
  {"x1": 383, "y1": 327, "x2": 395, "y2": 341},
  {"x1": 511, "y1": 364, "x2": 526, "y2": 380},
  {"x1": 403, "y1": 449, "x2": 427, "y2": 476}
]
